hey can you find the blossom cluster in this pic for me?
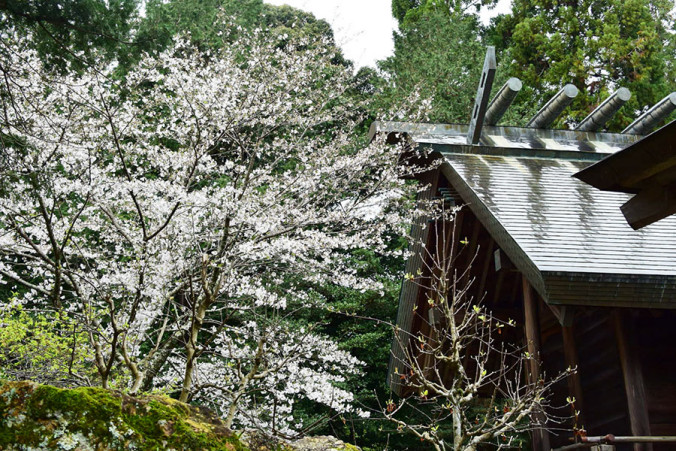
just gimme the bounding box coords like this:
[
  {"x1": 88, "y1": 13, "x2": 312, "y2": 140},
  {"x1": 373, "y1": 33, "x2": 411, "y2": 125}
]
[{"x1": 0, "y1": 26, "x2": 418, "y2": 431}]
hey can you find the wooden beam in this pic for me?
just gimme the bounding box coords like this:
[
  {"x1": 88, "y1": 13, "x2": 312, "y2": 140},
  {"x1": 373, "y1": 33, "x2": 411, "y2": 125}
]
[
  {"x1": 467, "y1": 47, "x2": 497, "y2": 145},
  {"x1": 527, "y1": 84, "x2": 579, "y2": 129},
  {"x1": 613, "y1": 310, "x2": 652, "y2": 451},
  {"x1": 485, "y1": 77, "x2": 522, "y2": 126},
  {"x1": 620, "y1": 182, "x2": 676, "y2": 229},
  {"x1": 494, "y1": 248, "x2": 515, "y2": 272},
  {"x1": 522, "y1": 276, "x2": 551, "y2": 451}
]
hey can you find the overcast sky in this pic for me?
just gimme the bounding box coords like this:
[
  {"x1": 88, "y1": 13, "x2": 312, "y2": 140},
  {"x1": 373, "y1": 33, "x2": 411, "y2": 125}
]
[{"x1": 264, "y1": 0, "x2": 513, "y2": 69}]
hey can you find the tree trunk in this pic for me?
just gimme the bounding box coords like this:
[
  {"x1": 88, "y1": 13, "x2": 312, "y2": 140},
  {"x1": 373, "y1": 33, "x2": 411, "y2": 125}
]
[{"x1": 179, "y1": 302, "x2": 207, "y2": 402}]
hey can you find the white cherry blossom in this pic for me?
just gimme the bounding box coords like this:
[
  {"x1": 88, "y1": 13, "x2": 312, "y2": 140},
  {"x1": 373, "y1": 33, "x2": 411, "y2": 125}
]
[{"x1": 0, "y1": 25, "x2": 424, "y2": 432}]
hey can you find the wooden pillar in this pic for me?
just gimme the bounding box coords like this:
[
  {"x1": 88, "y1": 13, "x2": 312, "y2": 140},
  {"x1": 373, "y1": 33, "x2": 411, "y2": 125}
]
[
  {"x1": 522, "y1": 276, "x2": 550, "y2": 451},
  {"x1": 613, "y1": 310, "x2": 652, "y2": 451},
  {"x1": 523, "y1": 277, "x2": 542, "y2": 381},
  {"x1": 562, "y1": 325, "x2": 585, "y2": 429}
]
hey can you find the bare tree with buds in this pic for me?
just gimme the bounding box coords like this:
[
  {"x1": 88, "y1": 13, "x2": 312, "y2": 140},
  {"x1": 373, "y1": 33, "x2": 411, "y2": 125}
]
[{"x1": 385, "y1": 207, "x2": 571, "y2": 451}]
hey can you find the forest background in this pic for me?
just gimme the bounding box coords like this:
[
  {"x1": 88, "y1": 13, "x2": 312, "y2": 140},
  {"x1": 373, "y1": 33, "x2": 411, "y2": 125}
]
[{"x1": 0, "y1": 0, "x2": 675, "y2": 449}]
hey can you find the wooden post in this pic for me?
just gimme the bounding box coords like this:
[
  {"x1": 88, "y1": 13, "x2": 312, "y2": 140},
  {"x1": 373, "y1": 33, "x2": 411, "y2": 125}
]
[
  {"x1": 522, "y1": 275, "x2": 550, "y2": 451},
  {"x1": 523, "y1": 277, "x2": 541, "y2": 381},
  {"x1": 613, "y1": 310, "x2": 652, "y2": 451},
  {"x1": 562, "y1": 325, "x2": 585, "y2": 429}
]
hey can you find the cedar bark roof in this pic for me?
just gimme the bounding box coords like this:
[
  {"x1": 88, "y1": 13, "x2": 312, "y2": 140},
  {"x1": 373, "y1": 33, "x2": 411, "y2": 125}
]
[
  {"x1": 574, "y1": 120, "x2": 676, "y2": 229},
  {"x1": 373, "y1": 121, "x2": 676, "y2": 309}
]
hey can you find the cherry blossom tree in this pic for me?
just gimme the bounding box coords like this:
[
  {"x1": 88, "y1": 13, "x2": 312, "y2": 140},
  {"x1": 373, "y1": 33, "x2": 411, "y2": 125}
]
[{"x1": 0, "y1": 25, "x2": 424, "y2": 433}]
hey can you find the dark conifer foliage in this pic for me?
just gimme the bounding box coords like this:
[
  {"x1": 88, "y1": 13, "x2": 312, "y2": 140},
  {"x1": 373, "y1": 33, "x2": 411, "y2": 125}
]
[
  {"x1": 0, "y1": 0, "x2": 139, "y2": 71},
  {"x1": 489, "y1": 0, "x2": 676, "y2": 130}
]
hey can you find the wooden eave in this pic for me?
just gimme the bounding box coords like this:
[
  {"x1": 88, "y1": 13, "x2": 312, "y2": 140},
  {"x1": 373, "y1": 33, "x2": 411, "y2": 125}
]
[{"x1": 574, "y1": 120, "x2": 676, "y2": 229}]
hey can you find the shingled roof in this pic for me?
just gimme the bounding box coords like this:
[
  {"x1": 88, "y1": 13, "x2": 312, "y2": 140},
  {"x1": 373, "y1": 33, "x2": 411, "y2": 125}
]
[
  {"x1": 372, "y1": 121, "x2": 676, "y2": 309},
  {"x1": 575, "y1": 119, "x2": 676, "y2": 229}
]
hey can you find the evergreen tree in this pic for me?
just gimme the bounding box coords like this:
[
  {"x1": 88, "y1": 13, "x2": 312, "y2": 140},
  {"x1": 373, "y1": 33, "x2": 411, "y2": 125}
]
[
  {"x1": 392, "y1": 0, "x2": 498, "y2": 27},
  {"x1": 0, "y1": 0, "x2": 139, "y2": 71},
  {"x1": 380, "y1": 0, "x2": 511, "y2": 124},
  {"x1": 490, "y1": 0, "x2": 676, "y2": 130},
  {"x1": 138, "y1": 0, "x2": 348, "y2": 65},
  {"x1": 379, "y1": 11, "x2": 486, "y2": 124}
]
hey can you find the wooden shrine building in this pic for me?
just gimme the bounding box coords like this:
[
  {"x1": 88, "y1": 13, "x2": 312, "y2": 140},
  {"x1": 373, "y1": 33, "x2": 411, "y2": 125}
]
[{"x1": 377, "y1": 48, "x2": 676, "y2": 451}]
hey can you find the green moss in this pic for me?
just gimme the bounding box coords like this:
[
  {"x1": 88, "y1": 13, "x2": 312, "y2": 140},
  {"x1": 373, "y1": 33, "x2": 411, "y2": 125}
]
[
  {"x1": 30, "y1": 385, "x2": 122, "y2": 440},
  {"x1": 0, "y1": 381, "x2": 247, "y2": 450}
]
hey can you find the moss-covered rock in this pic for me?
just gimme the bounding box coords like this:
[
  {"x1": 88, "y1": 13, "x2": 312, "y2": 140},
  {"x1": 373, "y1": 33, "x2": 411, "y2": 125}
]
[
  {"x1": 288, "y1": 436, "x2": 360, "y2": 451},
  {"x1": 0, "y1": 381, "x2": 360, "y2": 451},
  {"x1": 242, "y1": 431, "x2": 360, "y2": 451},
  {"x1": 0, "y1": 380, "x2": 246, "y2": 450}
]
